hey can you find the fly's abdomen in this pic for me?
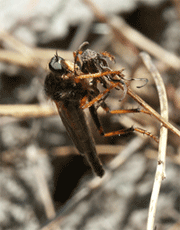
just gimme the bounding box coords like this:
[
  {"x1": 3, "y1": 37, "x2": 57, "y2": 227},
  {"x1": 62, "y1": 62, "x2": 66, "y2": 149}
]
[{"x1": 57, "y1": 101, "x2": 105, "y2": 177}]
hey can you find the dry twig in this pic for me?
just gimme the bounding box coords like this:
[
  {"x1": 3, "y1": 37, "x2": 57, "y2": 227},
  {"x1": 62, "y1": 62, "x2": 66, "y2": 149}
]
[
  {"x1": 140, "y1": 52, "x2": 168, "y2": 230},
  {"x1": 0, "y1": 104, "x2": 57, "y2": 118}
]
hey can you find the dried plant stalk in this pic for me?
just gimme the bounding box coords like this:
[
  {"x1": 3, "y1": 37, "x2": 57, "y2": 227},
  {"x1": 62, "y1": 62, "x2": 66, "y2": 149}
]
[
  {"x1": 139, "y1": 52, "x2": 168, "y2": 230},
  {"x1": 0, "y1": 104, "x2": 57, "y2": 118},
  {"x1": 0, "y1": 30, "x2": 72, "y2": 69}
]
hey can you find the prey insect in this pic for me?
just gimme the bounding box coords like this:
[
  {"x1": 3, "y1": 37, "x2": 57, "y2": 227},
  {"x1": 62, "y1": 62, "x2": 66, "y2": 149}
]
[{"x1": 44, "y1": 42, "x2": 158, "y2": 177}]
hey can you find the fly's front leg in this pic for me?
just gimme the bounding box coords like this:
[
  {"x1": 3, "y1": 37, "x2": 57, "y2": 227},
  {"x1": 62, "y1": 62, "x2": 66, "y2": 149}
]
[
  {"x1": 80, "y1": 82, "x2": 119, "y2": 109},
  {"x1": 76, "y1": 70, "x2": 123, "y2": 80},
  {"x1": 100, "y1": 51, "x2": 115, "y2": 62},
  {"x1": 80, "y1": 82, "x2": 150, "y2": 115}
]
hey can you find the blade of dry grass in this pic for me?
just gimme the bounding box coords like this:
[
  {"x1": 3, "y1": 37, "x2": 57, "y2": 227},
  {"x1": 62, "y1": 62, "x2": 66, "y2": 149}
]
[
  {"x1": 0, "y1": 49, "x2": 72, "y2": 69},
  {"x1": 0, "y1": 30, "x2": 72, "y2": 69}
]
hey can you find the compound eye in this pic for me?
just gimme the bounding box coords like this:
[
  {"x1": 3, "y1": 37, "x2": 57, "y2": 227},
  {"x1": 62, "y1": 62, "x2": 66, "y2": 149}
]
[{"x1": 49, "y1": 55, "x2": 65, "y2": 73}]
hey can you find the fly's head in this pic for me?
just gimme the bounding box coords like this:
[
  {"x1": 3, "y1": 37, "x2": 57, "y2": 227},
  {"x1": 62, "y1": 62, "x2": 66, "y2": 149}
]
[
  {"x1": 49, "y1": 53, "x2": 68, "y2": 75},
  {"x1": 44, "y1": 53, "x2": 72, "y2": 101}
]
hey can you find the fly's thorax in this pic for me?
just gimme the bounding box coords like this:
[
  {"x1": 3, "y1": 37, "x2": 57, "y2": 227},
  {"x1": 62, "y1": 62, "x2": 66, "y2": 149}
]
[{"x1": 44, "y1": 70, "x2": 87, "y2": 102}]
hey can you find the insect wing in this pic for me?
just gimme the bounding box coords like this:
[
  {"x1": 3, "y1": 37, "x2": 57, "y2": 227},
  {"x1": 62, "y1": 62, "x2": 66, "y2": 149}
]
[{"x1": 56, "y1": 101, "x2": 105, "y2": 177}]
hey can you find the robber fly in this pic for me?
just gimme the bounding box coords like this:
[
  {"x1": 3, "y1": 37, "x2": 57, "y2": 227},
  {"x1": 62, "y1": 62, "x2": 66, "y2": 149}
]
[
  {"x1": 44, "y1": 42, "x2": 158, "y2": 178},
  {"x1": 44, "y1": 42, "x2": 126, "y2": 177},
  {"x1": 44, "y1": 54, "x2": 105, "y2": 177}
]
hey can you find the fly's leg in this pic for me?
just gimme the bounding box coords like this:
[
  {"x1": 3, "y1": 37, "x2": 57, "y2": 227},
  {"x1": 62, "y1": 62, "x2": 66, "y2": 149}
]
[
  {"x1": 100, "y1": 51, "x2": 115, "y2": 62},
  {"x1": 75, "y1": 70, "x2": 124, "y2": 80},
  {"x1": 80, "y1": 82, "x2": 150, "y2": 115},
  {"x1": 73, "y1": 41, "x2": 89, "y2": 75},
  {"x1": 103, "y1": 127, "x2": 159, "y2": 143},
  {"x1": 80, "y1": 89, "x2": 158, "y2": 143},
  {"x1": 73, "y1": 51, "x2": 82, "y2": 75},
  {"x1": 80, "y1": 82, "x2": 119, "y2": 109},
  {"x1": 92, "y1": 104, "x2": 159, "y2": 143},
  {"x1": 89, "y1": 104, "x2": 104, "y2": 136},
  {"x1": 78, "y1": 74, "x2": 158, "y2": 142},
  {"x1": 100, "y1": 101, "x2": 150, "y2": 115},
  {"x1": 110, "y1": 108, "x2": 150, "y2": 115},
  {"x1": 96, "y1": 102, "x2": 158, "y2": 142}
]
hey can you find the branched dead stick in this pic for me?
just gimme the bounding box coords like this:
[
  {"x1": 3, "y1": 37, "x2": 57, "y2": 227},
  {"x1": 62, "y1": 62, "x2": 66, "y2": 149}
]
[
  {"x1": 139, "y1": 52, "x2": 168, "y2": 230},
  {"x1": 0, "y1": 29, "x2": 44, "y2": 69},
  {"x1": 83, "y1": 0, "x2": 180, "y2": 70},
  {"x1": 140, "y1": 52, "x2": 168, "y2": 177},
  {"x1": 108, "y1": 16, "x2": 180, "y2": 70}
]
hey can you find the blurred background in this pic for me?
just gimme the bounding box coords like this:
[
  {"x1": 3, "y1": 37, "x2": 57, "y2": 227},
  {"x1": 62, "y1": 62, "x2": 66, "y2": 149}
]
[{"x1": 0, "y1": 0, "x2": 180, "y2": 229}]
